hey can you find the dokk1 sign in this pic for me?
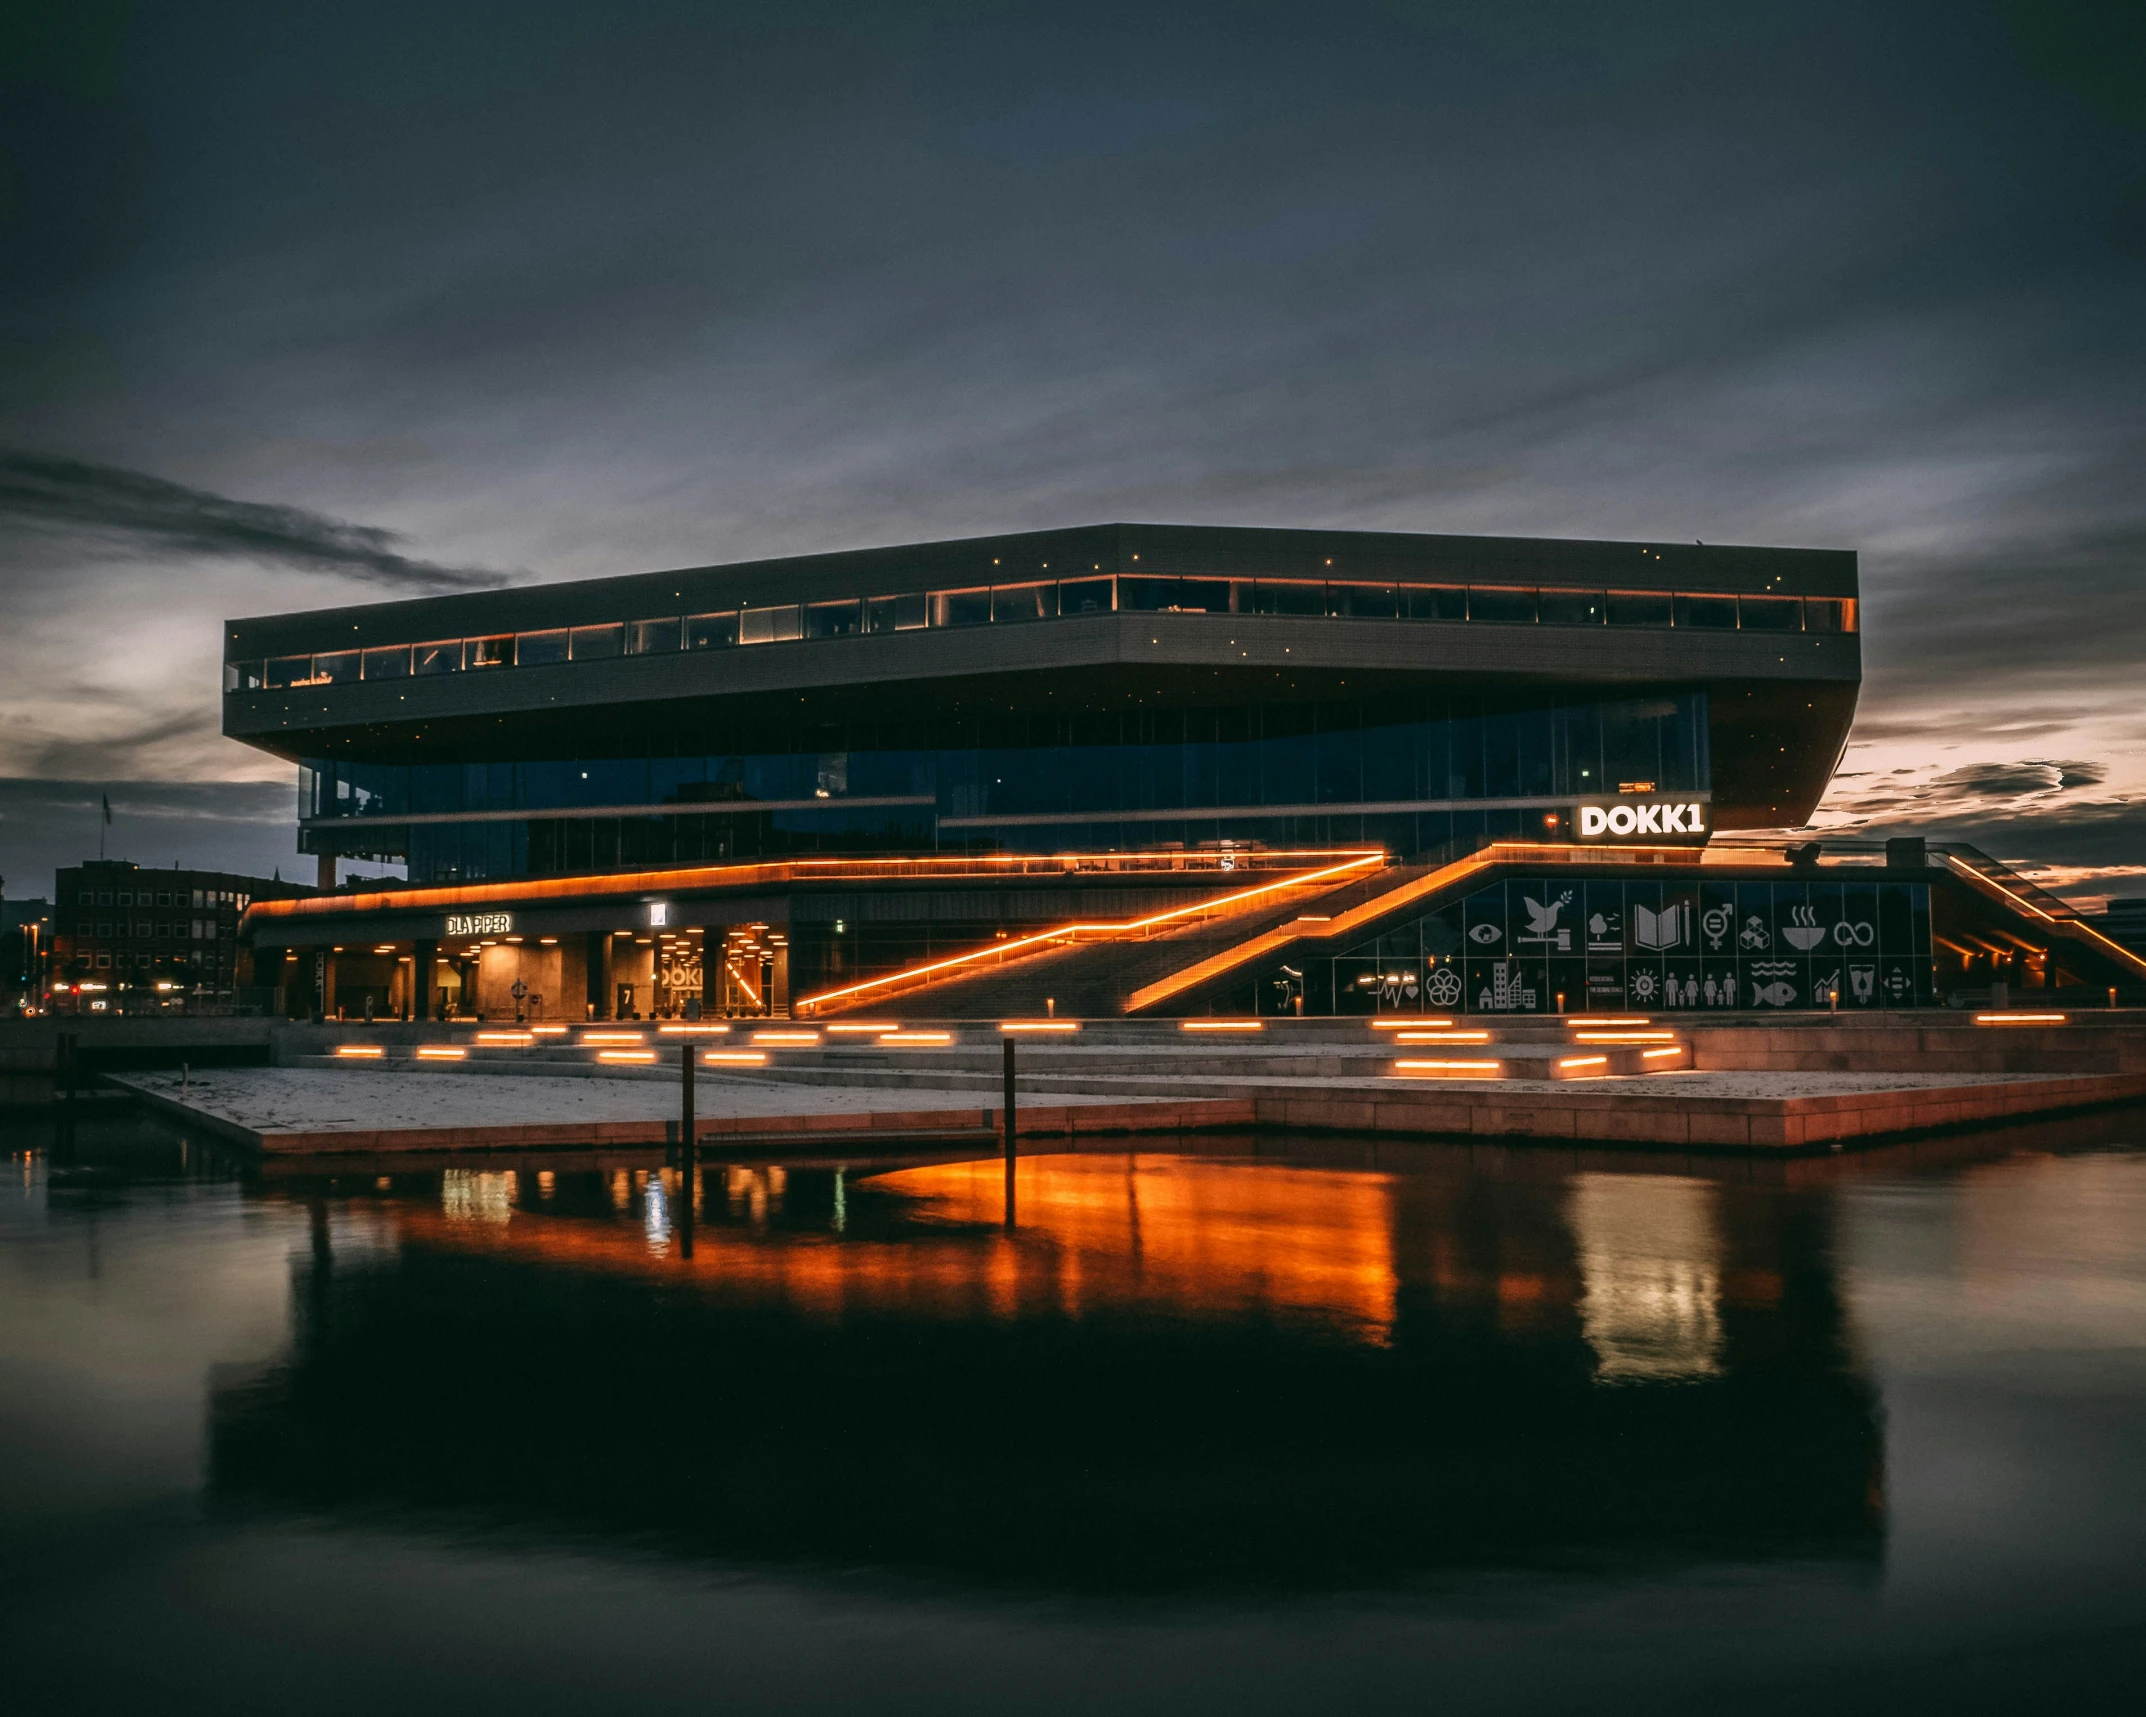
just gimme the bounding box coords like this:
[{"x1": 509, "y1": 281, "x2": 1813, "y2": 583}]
[{"x1": 1575, "y1": 800, "x2": 1710, "y2": 842}]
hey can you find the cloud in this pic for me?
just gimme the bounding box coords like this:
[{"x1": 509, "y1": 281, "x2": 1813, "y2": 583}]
[
  {"x1": 1929, "y1": 759, "x2": 2107, "y2": 796},
  {"x1": 0, "y1": 450, "x2": 511, "y2": 592},
  {"x1": 0, "y1": 776, "x2": 302, "y2": 897}
]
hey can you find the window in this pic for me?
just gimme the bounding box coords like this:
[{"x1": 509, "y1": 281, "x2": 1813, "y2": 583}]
[
  {"x1": 265, "y1": 655, "x2": 312, "y2": 688},
  {"x1": 629, "y1": 618, "x2": 681, "y2": 654},
  {"x1": 1469, "y1": 587, "x2": 1537, "y2": 625},
  {"x1": 78, "y1": 892, "x2": 91, "y2": 905},
  {"x1": 866, "y1": 593, "x2": 928, "y2": 632},
  {"x1": 156, "y1": 892, "x2": 171, "y2": 907},
  {"x1": 1537, "y1": 589, "x2": 1605, "y2": 626},
  {"x1": 312, "y1": 650, "x2": 360, "y2": 683},
  {"x1": 928, "y1": 588, "x2": 992, "y2": 628},
  {"x1": 686, "y1": 611, "x2": 738, "y2": 650},
  {"x1": 991, "y1": 583, "x2": 1057, "y2": 623},
  {"x1": 98, "y1": 893, "x2": 111, "y2": 905},
  {"x1": 739, "y1": 604, "x2": 801, "y2": 644},
  {"x1": 1674, "y1": 594, "x2": 1738, "y2": 629},
  {"x1": 465, "y1": 636, "x2": 512, "y2": 668},
  {"x1": 1738, "y1": 596, "x2": 1802, "y2": 631},
  {"x1": 226, "y1": 660, "x2": 266, "y2": 690},
  {"x1": 1058, "y1": 577, "x2": 1114, "y2": 614},
  {"x1": 1324, "y1": 582, "x2": 1397, "y2": 619},
  {"x1": 806, "y1": 599, "x2": 864, "y2": 638},
  {"x1": 1803, "y1": 597, "x2": 1853, "y2": 633},
  {"x1": 414, "y1": 640, "x2": 460, "y2": 675},
  {"x1": 517, "y1": 629, "x2": 570, "y2": 667},
  {"x1": 1403, "y1": 585, "x2": 1467, "y2": 620},
  {"x1": 193, "y1": 890, "x2": 206, "y2": 909},
  {"x1": 362, "y1": 645, "x2": 410, "y2": 679},
  {"x1": 571, "y1": 624, "x2": 624, "y2": 659},
  {"x1": 1607, "y1": 591, "x2": 1673, "y2": 627}
]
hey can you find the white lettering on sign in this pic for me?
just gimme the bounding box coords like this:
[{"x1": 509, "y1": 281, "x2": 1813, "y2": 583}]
[
  {"x1": 446, "y1": 912, "x2": 513, "y2": 936},
  {"x1": 1577, "y1": 802, "x2": 1708, "y2": 841}
]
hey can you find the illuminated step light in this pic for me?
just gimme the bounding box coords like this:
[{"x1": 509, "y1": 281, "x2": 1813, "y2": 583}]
[
  {"x1": 1396, "y1": 1029, "x2": 1490, "y2": 1043},
  {"x1": 1974, "y1": 1012, "x2": 2067, "y2": 1025},
  {"x1": 334, "y1": 1044, "x2": 384, "y2": 1058},
  {"x1": 1394, "y1": 1058, "x2": 1504, "y2": 1076},
  {"x1": 1000, "y1": 1021, "x2": 1080, "y2": 1033},
  {"x1": 1567, "y1": 1016, "x2": 1650, "y2": 1027},
  {"x1": 1556, "y1": 1054, "x2": 1611, "y2": 1075},
  {"x1": 1371, "y1": 1017, "x2": 1454, "y2": 1030},
  {"x1": 825, "y1": 1021, "x2": 900, "y2": 1034},
  {"x1": 880, "y1": 1030, "x2": 954, "y2": 1045},
  {"x1": 475, "y1": 1031, "x2": 534, "y2": 1045},
  {"x1": 531, "y1": 1025, "x2": 570, "y2": 1035},
  {"x1": 597, "y1": 1049, "x2": 657, "y2": 1064},
  {"x1": 416, "y1": 1046, "x2": 466, "y2": 1060},
  {"x1": 1643, "y1": 1047, "x2": 1687, "y2": 1060},
  {"x1": 581, "y1": 1031, "x2": 646, "y2": 1045},
  {"x1": 703, "y1": 1050, "x2": 768, "y2": 1065},
  {"x1": 752, "y1": 1030, "x2": 822, "y2": 1045},
  {"x1": 658, "y1": 1023, "x2": 731, "y2": 1035},
  {"x1": 1570, "y1": 1030, "x2": 1677, "y2": 1043},
  {"x1": 1181, "y1": 1019, "x2": 1263, "y2": 1032}
]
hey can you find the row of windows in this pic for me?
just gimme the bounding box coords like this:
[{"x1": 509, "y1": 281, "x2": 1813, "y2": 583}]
[
  {"x1": 68, "y1": 949, "x2": 223, "y2": 970},
  {"x1": 229, "y1": 579, "x2": 1855, "y2": 690},
  {"x1": 68, "y1": 920, "x2": 230, "y2": 941},
  {"x1": 75, "y1": 887, "x2": 245, "y2": 909}
]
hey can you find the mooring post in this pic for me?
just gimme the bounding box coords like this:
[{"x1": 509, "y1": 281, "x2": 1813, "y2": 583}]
[{"x1": 1002, "y1": 1036, "x2": 1017, "y2": 1229}]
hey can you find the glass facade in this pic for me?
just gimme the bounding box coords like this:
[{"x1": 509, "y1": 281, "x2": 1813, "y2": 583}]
[
  {"x1": 298, "y1": 691, "x2": 1710, "y2": 881},
  {"x1": 1263, "y1": 875, "x2": 1932, "y2": 1016}
]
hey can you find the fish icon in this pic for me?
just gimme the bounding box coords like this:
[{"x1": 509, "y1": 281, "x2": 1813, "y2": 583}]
[{"x1": 1752, "y1": 981, "x2": 1796, "y2": 1006}]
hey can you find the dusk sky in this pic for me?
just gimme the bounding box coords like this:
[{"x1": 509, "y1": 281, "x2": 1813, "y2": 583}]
[{"x1": 2, "y1": 0, "x2": 2140, "y2": 902}]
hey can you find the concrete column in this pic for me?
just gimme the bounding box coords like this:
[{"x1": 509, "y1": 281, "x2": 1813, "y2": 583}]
[
  {"x1": 413, "y1": 938, "x2": 438, "y2": 1021},
  {"x1": 316, "y1": 853, "x2": 337, "y2": 890}
]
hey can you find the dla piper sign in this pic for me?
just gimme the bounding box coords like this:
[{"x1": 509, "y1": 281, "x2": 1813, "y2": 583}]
[
  {"x1": 1574, "y1": 799, "x2": 1710, "y2": 843},
  {"x1": 446, "y1": 912, "x2": 513, "y2": 936}
]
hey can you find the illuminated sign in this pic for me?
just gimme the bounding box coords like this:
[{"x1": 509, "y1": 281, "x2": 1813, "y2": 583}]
[
  {"x1": 649, "y1": 902, "x2": 668, "y2": 926},
  {"x1": 446, "y1": 912, "x2": 513, "y2": 936},
  {"x1": 1574, "y1": 800, "x2": 1710, "y2": 843}
]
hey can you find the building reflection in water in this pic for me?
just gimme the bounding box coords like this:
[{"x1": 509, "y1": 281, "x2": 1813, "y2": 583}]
[{"x1": 212, "y1": 1145, "x2": 1882, "y2": 1595}]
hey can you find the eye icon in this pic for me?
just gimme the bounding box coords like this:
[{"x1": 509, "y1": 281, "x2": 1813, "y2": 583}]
[{"x1": 1468, "y1": 923, "x2": 1503, "y2": 944}]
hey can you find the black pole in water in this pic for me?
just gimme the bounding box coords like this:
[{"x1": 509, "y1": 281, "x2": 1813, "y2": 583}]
[
  {"x1": 1003, "y1": 1037, "x2": 1016, "y2": 1229},
  {"x1": 679, "y1": 1040, "x2": 697, "y2": 1257}
]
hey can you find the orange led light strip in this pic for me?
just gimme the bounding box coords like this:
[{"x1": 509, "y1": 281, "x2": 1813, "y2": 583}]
[
  {"x1": 334, "y1": 1044, "x2": 384, "y2": 1058},
  {"x1": 658, "y1": 1023, "x2": 731, "y2": 1035},
  {"x1": 880, "y1": 1030, "x2": 954, "y2": 1044},
  {"x1": 1181, "y1": 1019, "x2": 1263, "y2": 1032},
  {"x1": 1643, "y1": 1047, "x2": 1686, "y2": 1060},
  {"x1": 475, "y1": 1031, "x2": 534, "y2": 1045},
  {"x1": 531, "y1": 1024, "x2": 569, "y2": 1035},
  {"x1": 796, "y1": 851, "x2": 1383, "y2": 1012},
  {"x1": 1000, "y1": 1021, "x2": 1079, "y2": 1033},
  {"x1": 1571, "y1": 1030, "x2": 1677, "y2": 1043},
  {"x1": 1567, "y1": 1016, "x2": 1650, "y2": 1026},
  {"x1": 825, "y1": 1021, "x2": 900, "y2": 1034},
  {"x1": 1394, "y1": 1058, "x2": 1503, "y2": 1074},
  {"x1": 581, "y1": 1031, "x2": 645, "y2": 1044},
  {"x1": 416, "y1": 1046, "x2": 466, "y2": 1060},
  {"x1": 703, "y1": 1050, "x2": 768, "y2": 1065},
  {"x1": 1396, "y1": 1029, "x2": 1490, "y2": 1042},
  {"x1": 1974, "y1": 1013, "x2": 2067, "y2": 1024},
  {"x1": 1557, "y1": 1055, "x2": 1610, "y2": 1071},
  {"x1": 598, "y1": 1049, "x2": 658, "y2": 1063},
  {"x1": 1370, "y1": 1017, "x2": 1454, "y2": 1030},
  {"x1": 752, "y1": 1030, "x2": 821, "y2": 1045}
]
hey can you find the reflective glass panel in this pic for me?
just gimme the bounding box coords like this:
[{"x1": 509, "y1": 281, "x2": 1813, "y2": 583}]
[
  {"x1": 1468, "y1": 587, "x2": 1537, "y2": 624},
  {"x1": 1403, "y1": 585, "x2": 1467, "y2": 620},
  {"x1": 928, "y1": 589, "x2": 991, "y2": 628},
  {"x1": 1738, "y1": 596, "x2": 1802, "y2": 632},
  {"x1": 517, "y1": 629, "x2": 569, "y2": 666},
  {"x1": 361, "y1": 645, "x2": 409, "y2": 679},
  {"x1": 866, "y1": 594, "x2": 927, "y2": 632},
  {"x1": 265, "y1": 655, "x2": 312, "y2": 688},
  {"x1": 312, "y1": 651, "x2": 360, "y2": 683},
  {"x1": 1802, "y1": 598, "x2": 1845, "y2": 633},
  {"x1": 686, "y1": 612, "x2": 738, "y2": 650},
  {"x1": 1675, "y1": 595, "x2": 1739, "y2": 629},
  {"x1": 1607, "y1": 591, "x2": 1674, "y2": 626},
  {"x1": 628, "y1": 617, "x2": 680, "y2": 654},
  {"x1": 413, "y1": 641, "x2": 460, "y2": 675},
  {"x1": 991, "y1": 583, "x2": 1057, "y2": 622},
  {"x1": 465, "y1": 636, "x2": 512, "y2": 668},
  {"x1": 1058, "y1": 577, "x2": 1114, "y2": 614},
  {"x1": 1326, "y1": 582, "x2": 1398, "y2": 619},
  {"x1": 571, "y1": 624, "x2": 624, "y2": 659},
  {"x1": 1251, "y1": 580, "x2": 1325, "y2": 616},
  {"x1": 739, "y1": 605, "x2": 801, "y2": 644},
  {"x1": 1537, "y1": 589, "x2": 1605, "y2": 625},
  {"x1": 805, "y1": 599, "x2": 863, "y2": 638}
]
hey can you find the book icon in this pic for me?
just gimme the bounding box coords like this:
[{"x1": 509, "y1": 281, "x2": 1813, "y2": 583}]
[{"x1": 1632, "y1": 902, "x2": 1686, "y2": 950}]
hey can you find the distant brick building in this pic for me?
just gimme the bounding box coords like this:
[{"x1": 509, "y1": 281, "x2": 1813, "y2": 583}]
[{"x1": 50, "y1": 860, "x2": 310, "y2": 1012}]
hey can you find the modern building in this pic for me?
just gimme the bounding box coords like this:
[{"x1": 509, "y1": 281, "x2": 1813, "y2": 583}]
[
  {"x1": 221, "y1": 523, "x2": 2143, "y2": 1018},
  {"x1": 50, "y1": 860, "x2": 308, "y2": 1014}
]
